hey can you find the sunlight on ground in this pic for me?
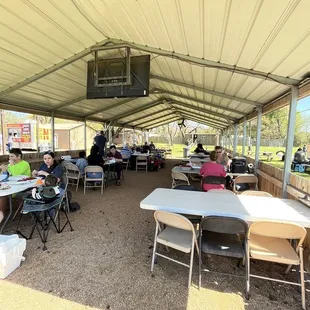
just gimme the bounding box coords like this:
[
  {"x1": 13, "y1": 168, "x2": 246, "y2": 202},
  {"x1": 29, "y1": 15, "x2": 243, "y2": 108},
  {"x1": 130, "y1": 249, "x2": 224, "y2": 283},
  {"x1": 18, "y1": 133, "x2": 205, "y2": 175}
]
[
  {"x1": 0, "y1": 281, "x2": 101, "y2": 310},
  {"x1": 186, "y1": 285, "x2": 245, "y2": 310}
]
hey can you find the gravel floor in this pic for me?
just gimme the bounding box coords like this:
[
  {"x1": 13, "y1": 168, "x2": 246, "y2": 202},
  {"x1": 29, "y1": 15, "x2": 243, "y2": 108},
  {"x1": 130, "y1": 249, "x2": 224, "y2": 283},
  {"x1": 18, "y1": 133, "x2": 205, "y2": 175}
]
[{"x1": 0, "y1": 160, "x2": 309, "y2": 310}]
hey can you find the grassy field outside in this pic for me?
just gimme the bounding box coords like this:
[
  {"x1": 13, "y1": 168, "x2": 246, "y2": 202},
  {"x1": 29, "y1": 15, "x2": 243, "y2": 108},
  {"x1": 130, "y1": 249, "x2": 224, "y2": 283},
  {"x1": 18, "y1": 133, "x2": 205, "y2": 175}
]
[{"x1": 157, "y1": 143, "x2": 310, "y2": 180}]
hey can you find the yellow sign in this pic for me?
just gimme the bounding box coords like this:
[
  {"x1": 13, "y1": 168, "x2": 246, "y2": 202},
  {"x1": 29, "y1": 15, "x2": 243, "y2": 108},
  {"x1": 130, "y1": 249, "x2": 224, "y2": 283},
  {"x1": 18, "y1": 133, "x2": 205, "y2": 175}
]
[{"x1": 39, "y1": 128, "x2": 51, "y2": 141}]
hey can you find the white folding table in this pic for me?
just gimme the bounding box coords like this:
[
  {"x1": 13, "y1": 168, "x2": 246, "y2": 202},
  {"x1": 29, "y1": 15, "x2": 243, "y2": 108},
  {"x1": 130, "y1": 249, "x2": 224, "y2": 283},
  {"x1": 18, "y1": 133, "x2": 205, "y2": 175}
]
[
  {"x1": 172, "y1": 166, "x2": 201, "y2": 175},
  {"x1": 140, "y1": 188, "x2": 310, "y2": 228},
  {"x1": 0, "y1": 176, "x2": 38, "y2": 233}
]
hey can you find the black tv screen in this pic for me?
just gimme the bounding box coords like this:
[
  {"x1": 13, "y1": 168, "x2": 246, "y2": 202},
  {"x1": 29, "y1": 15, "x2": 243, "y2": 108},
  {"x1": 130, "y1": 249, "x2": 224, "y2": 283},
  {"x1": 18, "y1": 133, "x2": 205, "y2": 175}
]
[{"x1": 86, "y1": 54, "x2": 150, "y2": 99}]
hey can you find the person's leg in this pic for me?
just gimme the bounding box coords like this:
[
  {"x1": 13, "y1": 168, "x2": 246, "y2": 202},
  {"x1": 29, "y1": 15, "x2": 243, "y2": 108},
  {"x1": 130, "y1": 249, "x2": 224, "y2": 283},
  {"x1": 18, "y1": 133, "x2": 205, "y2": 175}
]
[
  {"x1": 115, "y1": 163, "x2": 121, "y2": 184},
  {"x1": 0, "y1": 196, "x2": 8, "y2": 223}
]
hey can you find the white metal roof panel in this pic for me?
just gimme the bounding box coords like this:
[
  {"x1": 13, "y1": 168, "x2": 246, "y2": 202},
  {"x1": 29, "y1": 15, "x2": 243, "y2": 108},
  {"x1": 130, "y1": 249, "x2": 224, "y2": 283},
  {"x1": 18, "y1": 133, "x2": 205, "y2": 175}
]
[{"x1": 0, "y1": 0, "x2": 310, "y2": 129}]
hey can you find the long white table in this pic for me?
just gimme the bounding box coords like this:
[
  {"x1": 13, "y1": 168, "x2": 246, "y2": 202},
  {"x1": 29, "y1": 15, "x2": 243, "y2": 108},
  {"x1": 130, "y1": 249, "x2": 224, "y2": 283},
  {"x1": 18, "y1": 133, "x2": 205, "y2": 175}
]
[
  {"x1": 140, "y1": 188, "x2": 310, "y2": 228},
  {"x1": 172, "y1": 166, "x2": 201, "y2": 175},
  {"x1": 0, "y1": 176, "x2": 38, "y2": 233}
]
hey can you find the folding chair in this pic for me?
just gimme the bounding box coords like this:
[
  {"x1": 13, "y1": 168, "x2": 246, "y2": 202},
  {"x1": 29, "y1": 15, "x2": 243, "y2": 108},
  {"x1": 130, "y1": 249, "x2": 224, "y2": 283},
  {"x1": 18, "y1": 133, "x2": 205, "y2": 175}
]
[
  {"x1": 151, "y1": 211, "x2": 199, "y2": 288},
  {"x1": 136, "y1": 155, "x2": 148, "y2": 172},
  {"x1": 171, "y1": 171, "x2": 190, "y2": 188},
  {"x1": 233, "y1": 175, "x2": 258, "y2": 194},
  {"x1": 63, "y1": 162, "x2": 83, "y2": 192},
  {"x1": 207, "y1": 189, "x2": 236, "y2": 195},
  {"x1": 201, "y1": 176, "x2": 226, "y2": 192},
  {"x1": 84, "y1": 166, "x2": 105, "y2": 194},
  {"x1": 122, "y1": 154, "x2": 131, "y2": 170},
  {"x1": 199, "y1": 216, "x2": 248, "y2": 294},
  {"x1": 241, "y1": 190, "x2": 272, "y2": 197},
  {"x1": 246, "y1": 221, "x2": 307, "y2": 309},
  {"x1": 16, "y1": 187, "x2": 74, "y2": 251}
]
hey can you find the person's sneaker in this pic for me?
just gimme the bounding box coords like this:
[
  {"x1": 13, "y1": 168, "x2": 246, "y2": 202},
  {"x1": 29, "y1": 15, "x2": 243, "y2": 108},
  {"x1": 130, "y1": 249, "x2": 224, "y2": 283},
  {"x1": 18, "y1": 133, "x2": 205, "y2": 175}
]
[
  {"x1": 116, "y1": 180, "x2": 121, "y2": 186},
  {"x1": 0, "y1": 211, "x2": 4, "y2": 223}
]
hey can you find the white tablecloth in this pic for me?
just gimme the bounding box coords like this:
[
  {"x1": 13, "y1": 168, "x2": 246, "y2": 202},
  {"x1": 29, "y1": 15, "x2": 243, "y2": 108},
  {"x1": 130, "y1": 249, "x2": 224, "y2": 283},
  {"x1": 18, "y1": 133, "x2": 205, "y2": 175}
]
[{"x1": 140, "y1": 188, "x2": 310, "y2": 228}]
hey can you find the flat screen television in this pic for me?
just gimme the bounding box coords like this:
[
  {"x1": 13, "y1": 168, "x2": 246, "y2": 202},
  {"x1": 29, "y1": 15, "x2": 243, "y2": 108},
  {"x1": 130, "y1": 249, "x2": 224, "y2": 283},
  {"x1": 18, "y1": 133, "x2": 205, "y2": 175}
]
[{"x1": 86, "y1": 54, "x2": 150, "y2": 99}]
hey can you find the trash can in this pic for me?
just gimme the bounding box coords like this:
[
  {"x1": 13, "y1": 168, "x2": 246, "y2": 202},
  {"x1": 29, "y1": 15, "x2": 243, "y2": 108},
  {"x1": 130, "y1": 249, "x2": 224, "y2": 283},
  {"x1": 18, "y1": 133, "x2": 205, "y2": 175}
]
[{"x1": 183, "y1": 147, "x2": 189, "y2": 158}]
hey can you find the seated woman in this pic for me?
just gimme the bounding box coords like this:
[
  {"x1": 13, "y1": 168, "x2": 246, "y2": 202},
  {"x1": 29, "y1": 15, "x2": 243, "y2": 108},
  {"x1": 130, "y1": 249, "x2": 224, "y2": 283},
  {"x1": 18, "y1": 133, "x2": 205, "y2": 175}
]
[
  {"x1": 0, "y1": 148, "x2": 31, "y2": 223},
  {"x1": 194, "y1": 143, "x2": 205, "y2": 154},
  {"x1": 200, "y1": 151, "x2": 226, "y2": 192},
  {"x1": 107, "y1": 145, "x2": 123, "y2": 186},
  {"x1": 86, "y1": 145, "x2": 104, "y2": 179},
  {"x1": 32, "y1": 151, "x2": 63, "y2": 182}
]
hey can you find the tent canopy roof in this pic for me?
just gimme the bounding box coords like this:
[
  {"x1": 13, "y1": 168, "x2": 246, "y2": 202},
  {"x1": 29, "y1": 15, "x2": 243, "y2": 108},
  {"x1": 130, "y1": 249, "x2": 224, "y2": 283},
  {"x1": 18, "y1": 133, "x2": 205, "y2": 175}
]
[{"x1": 1, "y1": 0, "x2": 310, "y2": 130}]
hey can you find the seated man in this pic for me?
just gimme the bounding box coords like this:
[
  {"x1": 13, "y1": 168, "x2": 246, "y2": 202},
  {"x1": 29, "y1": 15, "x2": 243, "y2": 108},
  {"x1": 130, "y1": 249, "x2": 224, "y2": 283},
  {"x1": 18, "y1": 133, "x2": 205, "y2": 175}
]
[
  {"x1": 0, "y1": 148, "x2": 31, "y2": 223},
  {"x1": 107, "y1": 145, "x2": 123, "y2": 186},
  {"x1": 121, "y1": 143, "x2": 132, "y2": 158},
  {"x1": 149, "y1": 141, "x2": 156, "y2": 151},
  {"x1": 142, "y1": 142, "x2": 150, "y2": 153},
  {"x1": 194, "y1": 143, "x2": 205, "y2": 154}
]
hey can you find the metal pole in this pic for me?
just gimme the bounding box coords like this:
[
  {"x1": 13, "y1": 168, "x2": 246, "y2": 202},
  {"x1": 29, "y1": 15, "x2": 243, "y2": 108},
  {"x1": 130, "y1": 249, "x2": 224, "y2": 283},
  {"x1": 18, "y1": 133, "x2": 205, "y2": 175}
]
[
  {"x1": 133, "y1": 129, "x2": 136, "y2": 144},
  {"x1": 147, "y1": 130, "x2": 150, "y2": 143},
  {"x1": 242, "y1": 118, "x2": 247, "y2": 157},
  {"x1": 122, "y1": 127, "x2": 125, "y2": 147},
  {"x1": 0, "y1": 110, "x2": 5, "y2": 154},
  {"x1": 84, "y1": 119, "x2": 87, "y2": 150},
  {"x1": 255, "y1": 108, "x2": 262, "y2": 168},
  {"x1": 248, "y1": 120, "x2": 252, "y2": 151},
  {"x1": 282, "y1": 86, "x2": 298, "y2": 198},
  {"x1": 233, "y1": 124, "x2": 238, "y2": 156},
  {"x1": 51, "y1": 112, "x2": 55, "y2": 152}
]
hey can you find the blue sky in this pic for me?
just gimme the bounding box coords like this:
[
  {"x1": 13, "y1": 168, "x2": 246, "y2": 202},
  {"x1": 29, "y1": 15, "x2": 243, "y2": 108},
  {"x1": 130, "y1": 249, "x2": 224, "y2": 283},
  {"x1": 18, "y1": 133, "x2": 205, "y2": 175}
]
[{"x1": 298, "y1": 95, "x2": 310, "y2": 113}]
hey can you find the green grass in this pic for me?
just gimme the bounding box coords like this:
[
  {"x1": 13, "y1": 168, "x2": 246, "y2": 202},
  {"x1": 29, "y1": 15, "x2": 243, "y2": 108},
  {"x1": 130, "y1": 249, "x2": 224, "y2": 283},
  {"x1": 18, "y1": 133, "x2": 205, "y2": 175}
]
[{"x1": 156, "y1": 143, "x2": 310, "y2": 180}]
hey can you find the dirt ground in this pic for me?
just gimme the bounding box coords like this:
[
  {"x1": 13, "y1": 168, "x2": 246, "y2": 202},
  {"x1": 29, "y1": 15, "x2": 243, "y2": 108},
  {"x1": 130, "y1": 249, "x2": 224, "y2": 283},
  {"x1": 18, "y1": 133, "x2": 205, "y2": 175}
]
[{"x1": 0, "y1": 160, "x2": 308, "y2": 310}]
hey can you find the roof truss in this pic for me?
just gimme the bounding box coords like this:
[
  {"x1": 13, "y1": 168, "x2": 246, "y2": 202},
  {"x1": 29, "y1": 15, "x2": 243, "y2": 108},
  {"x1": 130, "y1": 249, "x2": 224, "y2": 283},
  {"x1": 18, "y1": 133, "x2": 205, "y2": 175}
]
[{"x1": 143, "y1": 117, "x2": 181, "y2": 130}]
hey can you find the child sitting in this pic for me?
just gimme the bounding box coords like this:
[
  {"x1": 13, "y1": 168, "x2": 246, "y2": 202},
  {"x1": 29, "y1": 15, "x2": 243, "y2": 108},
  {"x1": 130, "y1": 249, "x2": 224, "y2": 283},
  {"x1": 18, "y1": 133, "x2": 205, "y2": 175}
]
[
  {"x1": 76, "y1": 151, "x2": 88, "y2": 174},
  {"x1": 31, "y1": 174, "x2": 60, "y2": 203}
]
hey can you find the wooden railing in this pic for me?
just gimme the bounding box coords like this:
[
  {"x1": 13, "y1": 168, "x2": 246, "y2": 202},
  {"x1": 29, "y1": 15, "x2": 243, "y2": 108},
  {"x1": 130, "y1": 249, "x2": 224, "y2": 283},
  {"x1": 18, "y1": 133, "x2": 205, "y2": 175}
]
[
  {"x1": 245, "y1": 156, "x2": 310, "y2": 206},
  {"x1": 0, "y1": 150, "x2": 83, "y2": 171}
]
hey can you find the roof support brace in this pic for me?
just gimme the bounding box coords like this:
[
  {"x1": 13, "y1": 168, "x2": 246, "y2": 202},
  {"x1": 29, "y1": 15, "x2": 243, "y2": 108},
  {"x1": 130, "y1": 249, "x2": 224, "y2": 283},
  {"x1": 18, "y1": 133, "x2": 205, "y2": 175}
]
[
  {"x1": 255, "y1": 108, "x2": 262, "y2": 168},
  {"x1": 143, "y1": 117, "x2": 181, "y2": 130},
  {"x1": 151, "y1": 75, "x2": 261, "y2": 107},
  {"x1": 122, "y1": 108, "x2": 171, "y2": 125},
  {"x1": 242, "y1": 118, "x2": 247, "y2": 157},
  {"x1": 0, "y1": 39, "x2": 116, "y2": 98},
  {"x1": 282, "y1": 86, "x2": 298, "y2": 198},
  {"x1": 170, "y1": 101, "x2": 235, "y2": 122},
  {"x1": 106, "y1": 40, "x2": 300, "y2": 85},
  {"x1": 174, "y1": 108, "x2": 225, "y2": 127},
  {"x1": 182, "y1": 115, "x2": 223, "y2": 129},
  {"x1": 110, "y1": 100, "x2": 163, "y2": 122},
  {"x1": 136, "y1": 113, "x2": 175, "y2": 128},
  {"x1": 84, "y1": 97, "x2": 138, "y2": 118},
  {"x1": 180, "y1": 113, "x2": 223, "y2": 129},
  {"x1": 160, "y1": 89, "x2": 247, "y2": 115},
  {"x1": 233, "y1": 123, "x2": 238, "y2": 156}
]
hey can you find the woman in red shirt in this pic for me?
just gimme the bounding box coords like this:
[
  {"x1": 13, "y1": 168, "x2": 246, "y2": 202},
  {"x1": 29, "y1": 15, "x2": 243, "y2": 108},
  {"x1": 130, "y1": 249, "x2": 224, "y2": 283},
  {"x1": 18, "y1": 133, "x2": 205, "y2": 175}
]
[{"x1": 200, "y1": 151, "x2": 226, "y2": 192}]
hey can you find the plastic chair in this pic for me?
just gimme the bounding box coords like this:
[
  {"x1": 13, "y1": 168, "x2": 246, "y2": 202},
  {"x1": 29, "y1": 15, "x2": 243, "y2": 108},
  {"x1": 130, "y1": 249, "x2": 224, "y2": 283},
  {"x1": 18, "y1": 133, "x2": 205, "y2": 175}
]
[
  {"x1": 241, "y1": 190, "x2": 272, "y2": 197},
  {"x1": 246, "y1": 221, "x2": 307, "y2": 309},
  {"x1": 207, "y1": 189, "x2": 236, "y2": 195},
  {"x1": 171, "y1": 171, "x2": 190, "y2": 188},
  {"x1": 233, "y1": 175, "x2": 258, "y2": 194},
  {"x1": 136, "y1": 156, "x2": 148, "y2": 173},
  {"x1": 201, "y1": 176, "x2": 226, "y2": 192},
  {"x1": 151, "y1": 211, "x2": 199, "y2": 288},
  {"x1": 63, "y1": 162, "x2": 83, "y2": 192},
  {"x1": 84, "y1": 166, "x2": 105, "y2": 194},
  {"x1": 199, "y1": 216, "x2": 248, "y2": 293}
]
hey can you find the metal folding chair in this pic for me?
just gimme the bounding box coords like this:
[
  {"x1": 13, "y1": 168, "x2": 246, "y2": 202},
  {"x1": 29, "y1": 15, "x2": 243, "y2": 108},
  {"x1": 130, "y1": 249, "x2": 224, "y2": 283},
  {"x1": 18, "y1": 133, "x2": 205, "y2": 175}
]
[
  {"x1": 241, "y1": 190, "x2": 272, "y2": 197},
  {"x1": 199, "y1": 216, "x2": 249, "y2": 295},
  {"x1": 201, "y1": 176, "x2": 226, "y2": 192},
  {"x1": 16, "y1": 187, "x2": 74, "y2": 251},
  {"x1": 63, "y1": 162, "x2": 84, "y2": 192},
  {"x1": 171, "y1": 171, "x2": 190, "y2": 188}
]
